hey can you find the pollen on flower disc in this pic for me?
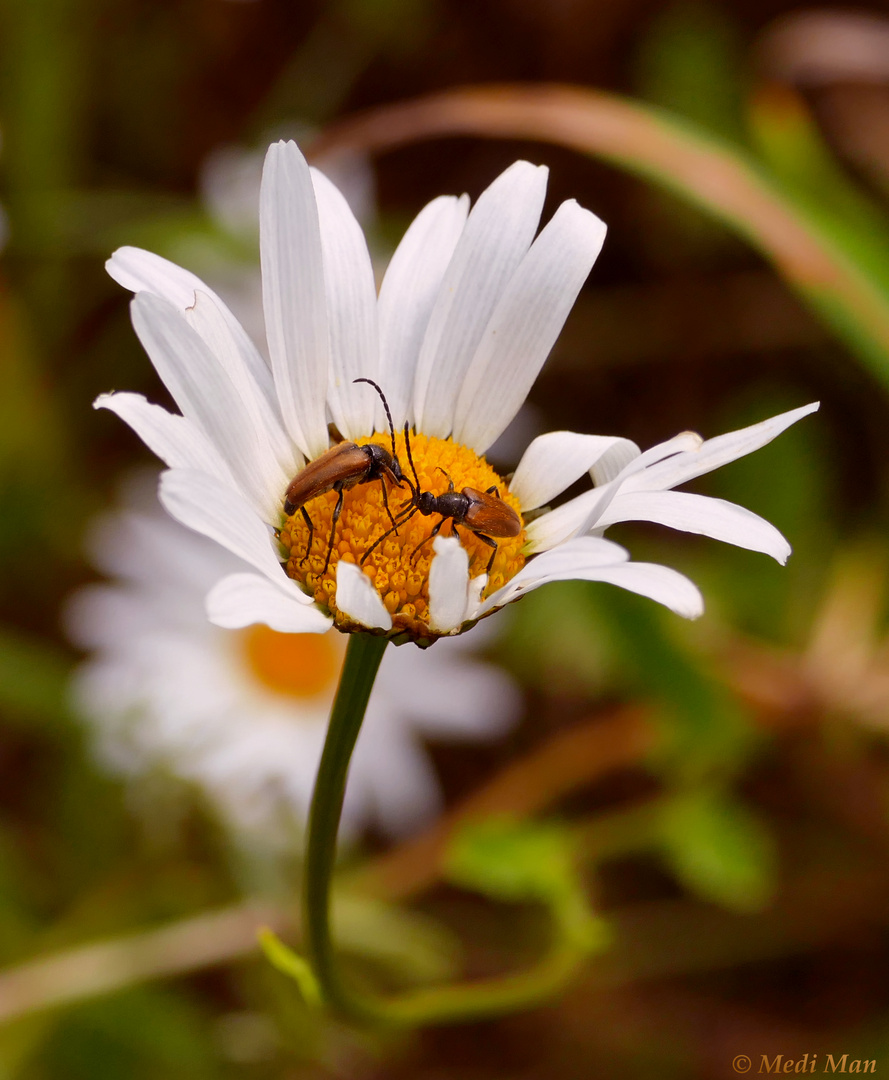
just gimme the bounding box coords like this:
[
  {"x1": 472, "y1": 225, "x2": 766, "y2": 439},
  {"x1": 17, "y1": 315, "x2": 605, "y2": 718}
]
[
  {"x1": 279, "y1": 431, "x2": 526, "y2": 637},
  {"x1": 242, "y1": 625, "x2": 344, "y2": 699}
]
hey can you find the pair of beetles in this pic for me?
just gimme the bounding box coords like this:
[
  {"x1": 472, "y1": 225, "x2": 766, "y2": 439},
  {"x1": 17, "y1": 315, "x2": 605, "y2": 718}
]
[{"x1": 283, "y1": 379, "x2": 522, "y2": 576}]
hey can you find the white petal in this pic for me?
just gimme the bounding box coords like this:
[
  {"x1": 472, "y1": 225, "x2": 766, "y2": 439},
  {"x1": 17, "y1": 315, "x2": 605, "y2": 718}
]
[
  {"x1": 206, "y1": 572, "x2": 331, "y2": 632},
  {"x1": 590, "y1": 438, "x2": 642, "y2": 484},
  {"x1": 106, "y1": 246, "x2": 295, "y2": 474},
  {"x1": 525, "y1": 431, "x2": 704, "y2": 552},
  {"x1": 130, "y1": 293, "x2": 280, "y2": 517},
  {"x1": 596, "y1": 490, "x2": 792, "y2": 563},
  {"x1": 158, "y1": 469, "x2": 286, "y2": 585},
  {"x1": 630, "y1": 430, "x2": 704, "y2": 471},
  {"x1": 185, "y1": 292, "x2": 297, "y2": 477},
  {"x1": 428, "y1": 535, "x2": 472, "y2": 633},
  {"x1": 453, "y1": 200, "x2": 607, "y2": 452},
  {"x1": 107, "y1": 245, "x2": 210, "y2": 309},
  {"x1": 94, "y1": 393, "x2": 233, "y2": 481},
  {"x1": 480, "y1": 536, "x2": 629, "y2": 611},
  {"x1": 335, "y1": 561, "x2": 392, "y2": 630},
  {"x1": 583, "y1": 562, "x2": 704, "y2": 618},
  {"x1": 413, "y1": 161, "x2": 548, "y2": 438},
  {"x1": 524, "y1": 487, "x2": 610, "y2": 552},
  {"x1": 510, "y1": 431, "x2": 636, "y2": 512},
  {"x1": 260, "y1": 141, "x2": 330, "y2": 459},
  {"x1": 624, "y1": 402, "x2": 821, "y2": 493},
  {"x1": 466, "y1": 572, "x2": 487, "y2": 618},
  {"x1": 377, "y1": 195, "x2": 470, "y2": 429},
  {"x1": 481, "y1": 542, "x2": 703, "y2": 620},
  {"x1": 311, "y1": 167, "x2": 380, "y2": 439}
]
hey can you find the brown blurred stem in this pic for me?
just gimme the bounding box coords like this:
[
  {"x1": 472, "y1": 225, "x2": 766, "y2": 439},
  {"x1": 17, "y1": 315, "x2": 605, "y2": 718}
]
[{"x1": 309, "y1": 83, "x2": 889, "y2": 369}]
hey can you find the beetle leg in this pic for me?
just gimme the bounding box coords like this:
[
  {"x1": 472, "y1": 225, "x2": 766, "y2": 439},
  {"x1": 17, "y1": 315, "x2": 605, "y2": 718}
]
[
  {"x1": 410, "y1": 518, "x2": 445, "y2": 565},
  {"x1": 485, "y1": 485, "x2": 500, "y2": 497},
  {"x1": 473, "y1": 532, "x2": 498, "y2": 575},
  {"x1": 299, "y1": 507, "x2": 314, "y2": 566},
  {"x1": 435, "y1": 467, "x2": 455, "y2": 493},
  {"x1": 322, "y1": 488, "x2": 345, "y2": 575}
]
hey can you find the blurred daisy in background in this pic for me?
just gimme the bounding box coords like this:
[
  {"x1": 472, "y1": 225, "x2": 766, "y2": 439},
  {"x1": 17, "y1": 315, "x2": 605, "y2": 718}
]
[{"x1": 64, "y1": 477, "x2": 520, "y2": 847}]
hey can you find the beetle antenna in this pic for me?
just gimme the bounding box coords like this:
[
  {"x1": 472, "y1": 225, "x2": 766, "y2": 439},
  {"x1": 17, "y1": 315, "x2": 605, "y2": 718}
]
[
  {"x1": 353, "y1": 378, "x2": 397, "y2": 461},
  {"x1": 403, "y1": 422, "x2": 421, "y2": 493}
]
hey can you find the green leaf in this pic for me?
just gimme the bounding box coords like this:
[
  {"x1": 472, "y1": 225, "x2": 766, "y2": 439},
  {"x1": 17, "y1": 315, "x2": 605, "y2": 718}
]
[
  {"x1": 444, "y1": 818, "x2": 577, "y2": 904},
  {"x1": 660, "y1": 791, "x2": 777, "y2": 913},
  {"x1": 445, "y1": 819, "x2": 610, "y2": 954}
]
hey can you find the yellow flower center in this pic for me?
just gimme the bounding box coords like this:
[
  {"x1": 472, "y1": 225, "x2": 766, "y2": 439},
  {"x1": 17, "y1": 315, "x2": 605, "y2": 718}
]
[
  {"x1": 241, "y1": 624, "x2": 343, "y2": 698},
  {"x1": 278, "y1": 431, "x2": 526, "y2": 638}
]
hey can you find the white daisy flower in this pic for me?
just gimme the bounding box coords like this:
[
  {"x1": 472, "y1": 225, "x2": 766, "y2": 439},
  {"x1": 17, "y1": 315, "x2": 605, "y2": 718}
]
[
  {"x1": 65, "y1": 480, "x2": 520, "y2": 842},
  {"x1": 98, "y1": 140, "x2": 818, "y2": 645}
]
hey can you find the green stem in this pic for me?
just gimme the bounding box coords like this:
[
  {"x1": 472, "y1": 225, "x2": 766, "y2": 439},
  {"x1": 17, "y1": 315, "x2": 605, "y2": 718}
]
[
  {"x1": 303, "y1": 632, "x2": 388, "y2": 1019},
  {"x1": 301, "y1": 632, "x2": 589, "y2": 1026}
]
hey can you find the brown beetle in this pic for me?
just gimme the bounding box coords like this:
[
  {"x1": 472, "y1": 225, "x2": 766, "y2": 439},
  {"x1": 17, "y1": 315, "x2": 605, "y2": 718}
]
[
  {"x1": 361, "y1": 425, "x2": 522, "y2": 576},
  {"x1": 284, "y1": 379, "x2": 405, "y2": 573}
]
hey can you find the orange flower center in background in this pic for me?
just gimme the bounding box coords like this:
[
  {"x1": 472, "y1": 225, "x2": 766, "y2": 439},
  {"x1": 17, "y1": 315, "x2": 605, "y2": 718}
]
[
  {"x1": 279, "y1": 431, "x2": 526, "y2": 637},
  {"x1": 242, "y1": 624, "x2": 343, "y2": 698}
]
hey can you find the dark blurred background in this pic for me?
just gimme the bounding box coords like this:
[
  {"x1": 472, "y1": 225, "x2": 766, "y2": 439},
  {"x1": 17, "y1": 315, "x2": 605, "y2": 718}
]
[{"x1": 1, "y1": 0, "x2": 889, "y2": 1076}]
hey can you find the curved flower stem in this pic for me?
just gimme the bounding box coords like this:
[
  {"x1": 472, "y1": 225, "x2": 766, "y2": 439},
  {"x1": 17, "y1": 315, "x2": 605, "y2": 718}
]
[
  {"x1": 301, "y1": 632, "x2": 590, "y2": 1027},
  {"x1": 302, "y1": 631, "x2": 389, "y2": 1020}
]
